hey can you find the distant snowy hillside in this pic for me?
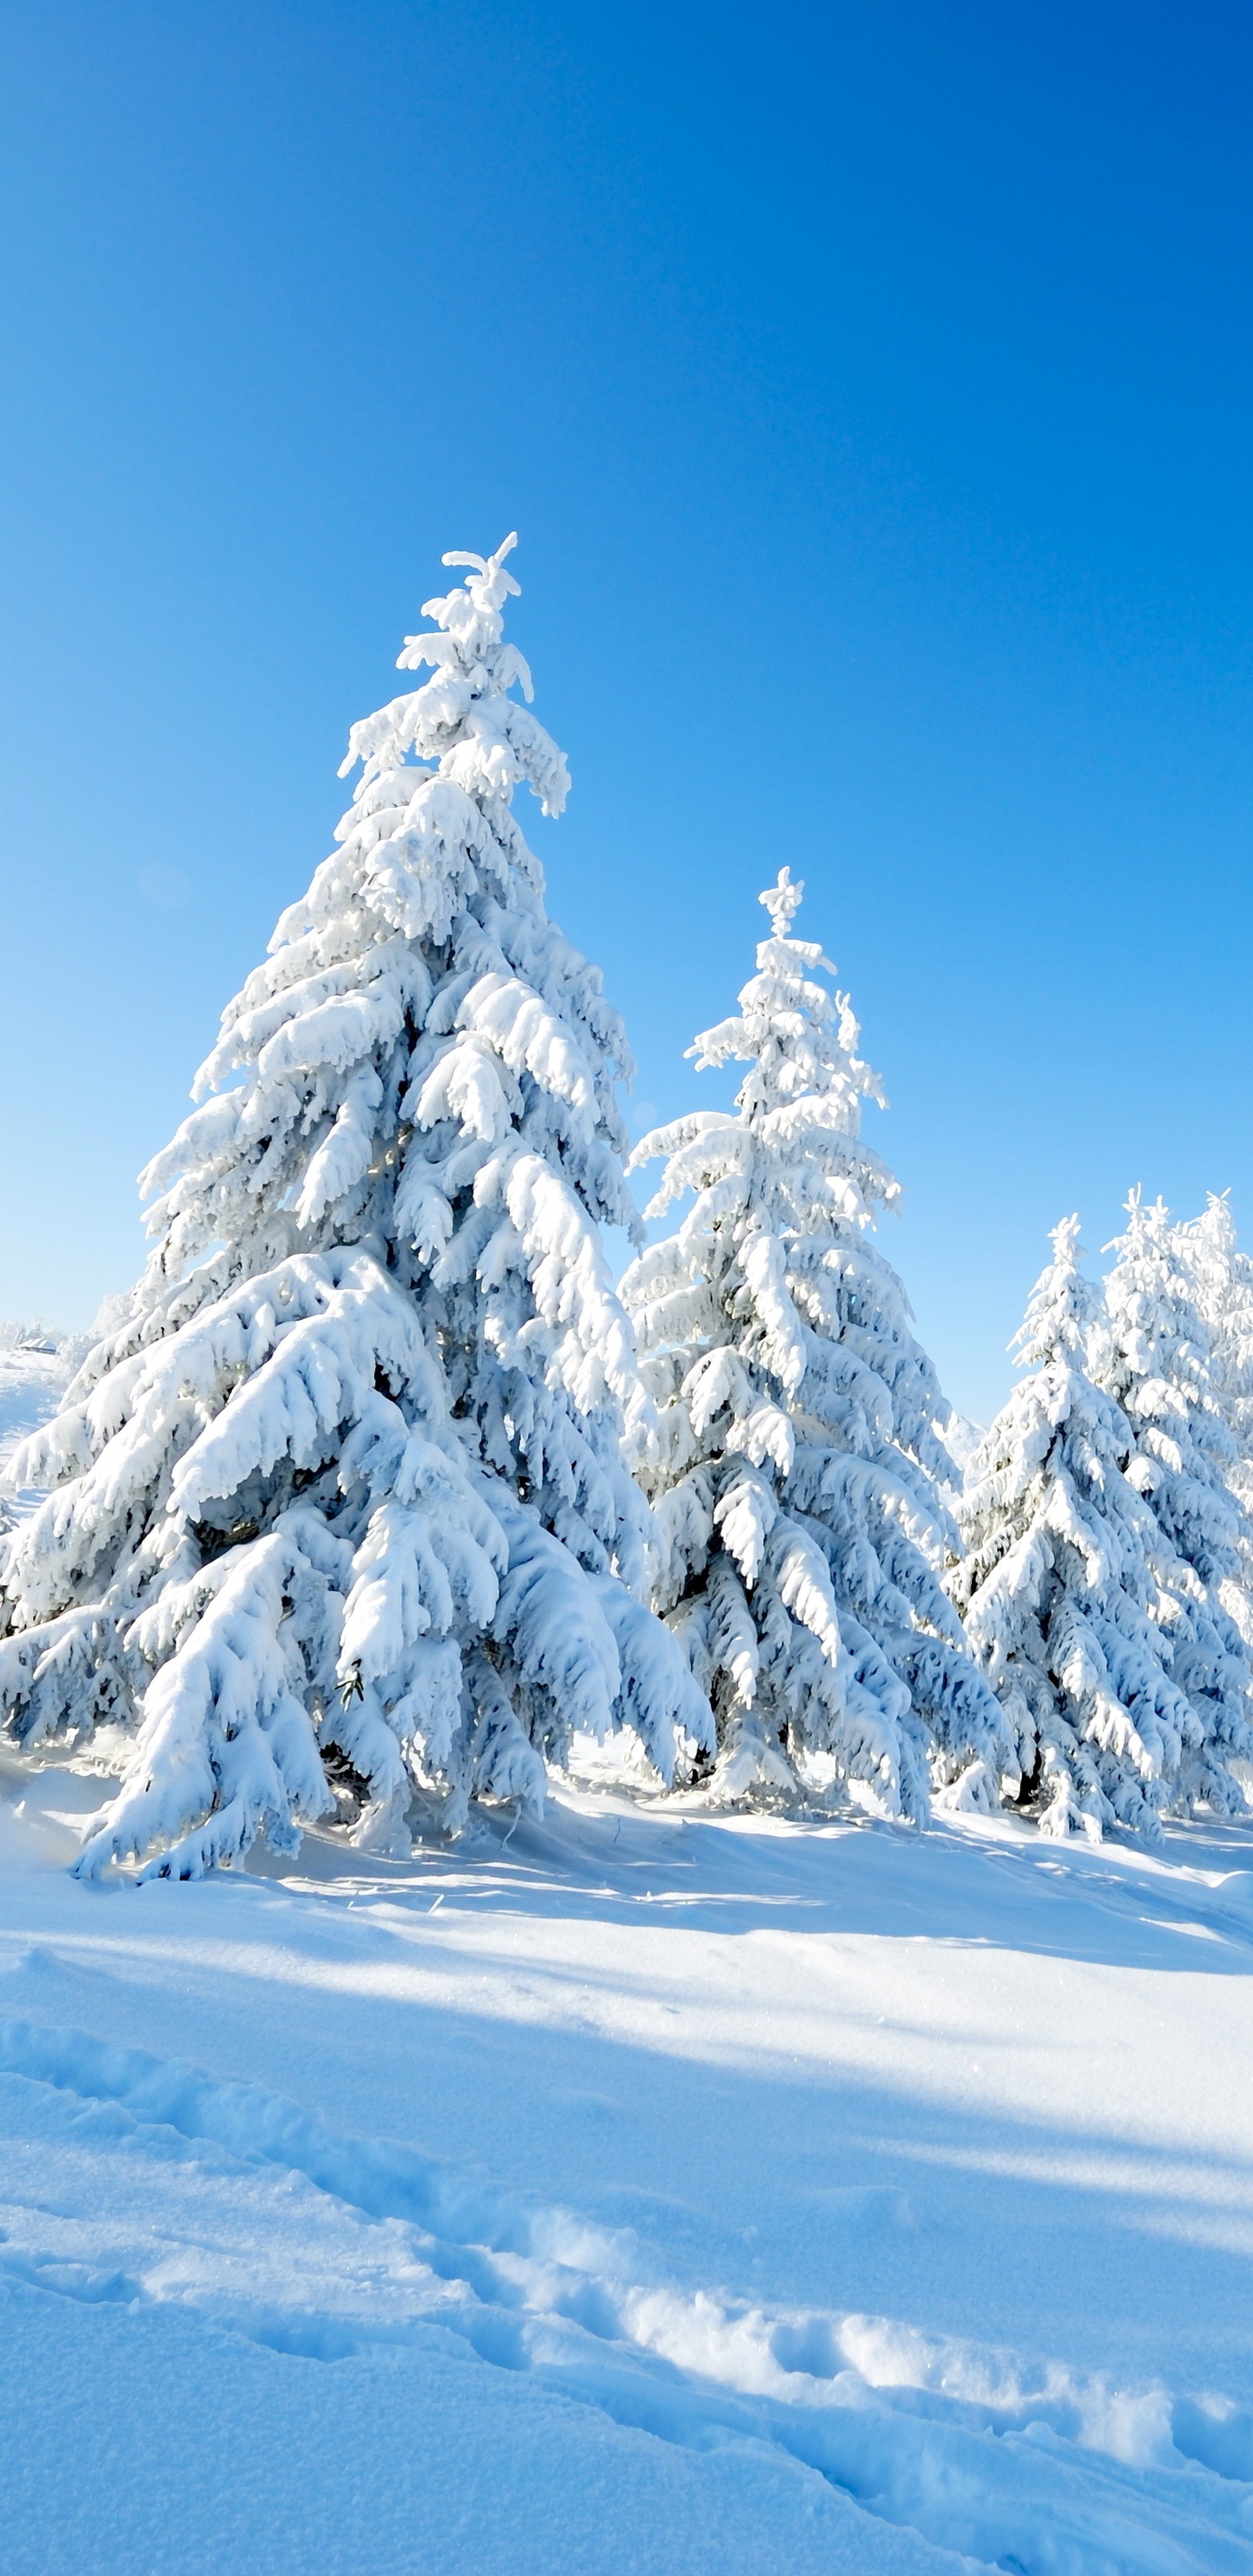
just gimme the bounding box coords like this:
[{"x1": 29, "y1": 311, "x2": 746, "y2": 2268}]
[{"x1": 0, "y1": 1329, "x2": 80, "y2": 1496}]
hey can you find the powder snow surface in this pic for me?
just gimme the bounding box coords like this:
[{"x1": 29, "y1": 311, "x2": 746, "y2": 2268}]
[{"x1": 2, "y1": 1768, "x2": 1253, "y2": 2573}]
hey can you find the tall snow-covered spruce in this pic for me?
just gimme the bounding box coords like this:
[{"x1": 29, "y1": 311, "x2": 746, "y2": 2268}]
[
  {"x1": 1095, "y1": 1191, "x2": 1253, "y2": 1808},
  {"x1": 955, "y1": 1204, "x2": 1253, "y2": 1838},
  {"x1": 954, "y1": 1218, "x2": 1208, "y2": 1836},
  {"x1": 0, "y1": 536, "x2": 707, "y2": 1877},
  {"x1": 622, "y1": 869, "x2": 1009, "y2": 1817}
]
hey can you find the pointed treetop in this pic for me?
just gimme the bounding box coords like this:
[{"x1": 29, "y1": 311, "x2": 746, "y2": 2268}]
[
  {"x1": 1010, "y1": 1213, "x2": 1103, "y2": 1373},
  {"x1": 1194, "y1": 1190, "x2": 1237, "y2": 1253},
  {"x1": 338, "y1": 532, "x2": 565, "y2": 816},
  {"x1": 389, "y1": 531, "x2": 537, "y2": 711},
  {"x1": 442, "y1": 530, "x2": 519, "y2": 580},
  {"x1": 1105, "y1": 1183, "x2": 1171, "y2": 1252},
  {"x1": 759, "y1": 867, "x2": 806, "y2": 938},
  {"x1": 429, "y1": 531, "x2": 522, "y2": 621},
  {"x1": 676, "y1": 870, "x2": 879, "y2": 1151}
]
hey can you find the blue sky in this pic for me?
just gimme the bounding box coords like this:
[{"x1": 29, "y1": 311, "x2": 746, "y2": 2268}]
[{"x1": 2, "y1": 1, "x2": 1251, "y2": 1424}]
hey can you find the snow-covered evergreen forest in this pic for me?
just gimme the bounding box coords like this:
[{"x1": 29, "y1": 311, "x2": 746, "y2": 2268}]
[
  {"x1": 7, "y1": 542, "x2": 1253, "y2": 2576},
  {"x1": 12, "y1": 0, "x2": 1253, "y2": 2549},
  {"x1": 3, "y1": 535, "x2": 1252, "y2": 1871}
]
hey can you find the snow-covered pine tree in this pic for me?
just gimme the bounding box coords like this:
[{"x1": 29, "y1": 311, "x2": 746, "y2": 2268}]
[
  {"x1": 621, "y1": 869, "x2": 1009, "y2": 1818},
  {"x1": 953, "y1": 1216, "x2": 1209, "y2": 1838},
  {"x1": 1175, "y1": 1193, "x2": 1253, "y2": 1646},
  {"x1": 0, "y1": 536, "x2": 707, "y2": 1879},
  {"x1": 1091, "y1": 1189, "x2": 1253, "y2": 1812}
]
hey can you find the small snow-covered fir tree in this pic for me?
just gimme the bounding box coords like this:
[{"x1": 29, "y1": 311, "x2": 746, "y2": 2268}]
[
  {"x1": 1090, "y1": 1189, "x2": 1253, "y2": 1810},
  {"x1": 0, "y1": 536, "x2": 706, "y2": 1878},
  {"x1": 953, "y1": 1217, "x2": 1210, "y2": 1838},
  {"x1": 1175, "y1": 1193, "x2": 1253, "y2": 1646},
  {"x1": 621, "y1": 869, "x2": 1009, "y2": 1819}
]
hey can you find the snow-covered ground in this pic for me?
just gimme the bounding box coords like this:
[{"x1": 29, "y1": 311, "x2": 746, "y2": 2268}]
[
  {"x1": 3, "y1": 1360, "x2": 1253, "y2": 2573},
  {"x1": 3, "y1": 1766, "x2": 1253, "y2": 2573}
]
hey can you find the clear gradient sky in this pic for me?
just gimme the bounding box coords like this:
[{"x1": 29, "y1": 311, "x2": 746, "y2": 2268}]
[{"x1": 2, "y1": 1, "x2": 1251, "y2": 1424}]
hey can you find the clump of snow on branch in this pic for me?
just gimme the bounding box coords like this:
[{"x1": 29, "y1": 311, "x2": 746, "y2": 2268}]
[
  {"x1": 623, "y1": 869, "x2": 1010, "y2": 1820},
  {"x1": 0, "y1": 537, "x2": 707, "y2": 1877}
]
